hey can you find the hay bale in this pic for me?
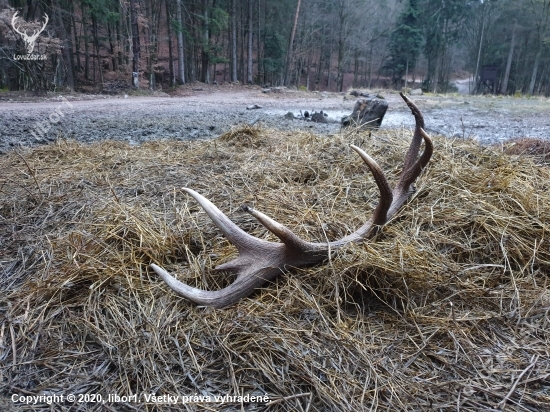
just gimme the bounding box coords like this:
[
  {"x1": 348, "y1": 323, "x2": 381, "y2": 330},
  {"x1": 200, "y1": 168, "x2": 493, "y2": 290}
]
[{"x1": 1, "y1": 127, "x2": 549, "y2": 410}]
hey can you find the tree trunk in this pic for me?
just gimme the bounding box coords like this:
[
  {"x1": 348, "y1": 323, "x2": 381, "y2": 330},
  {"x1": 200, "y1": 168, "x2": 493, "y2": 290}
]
[
  {"x1": 306, "y1": 48, "x2": 312, "y2": 90},
  {"x1": 72, "y1": 13, "x2": 81, "y2": 73},
  {"x1": 240, "y1": 3, "x2": 245, "y2": 82},
  {"x1": 257, "y1": 0, "x2": 262, "y2": 84},
  {"x1": 130, "y1": 0, "x2": 140, "y2": 88},
  {"x1": 500, "y1": 26, "x2": 516, "y2": 95},
  {"x1": 367, "y1": 44, "x2": 373, "y2": 89},
  {"x1": 116, "y1": 18, "x2": 124, "y2": 66},
  {"x1": 314, "y1": 28, "x2": 324, "y2": 90},
  {"x1": 231, "y1": 0, "x2": 237, "y2": 82},
  {"x1": 336, "y1": 4, "x2": 345, "y2": 92},
  {"x1": 82, "y1": 1, "x2": 89, "y2": 80},
  {"x1": 54, "y1": 0, "x2": 75, "y2": 90},
  {"x1": 247, "y1": 0, "x2": 253, "y2": 84},
  {"x1": 473, "y1": 11, "x2": 485, "y2": 94},
  {"x1": 326, "y1": 38, "x2": 333, "y2": 90},
  {"x1": 108, "y1": 23, "x2": 117, "y2": 72},
  {"x1": 528, "y1": 46, "x2": 542, "y2": 95},
  {"x1": 165, "y1": 0, "x2": 175, "y2": 86},
  {"x1": 147, "y1": 0, "x2": 159, "y2": 90},
  {"x1": 175, "y1": 0, "x2": 185, "y2": 84},
  {"x1": 187, "y1": 3, "x2": 196, "y2": 82},
  {"x1": 91, "y1": 13, "x2": 103, "y2": 87},
  {"x1": 201, "y1": 0, "x2": 210, "y2": 83},
  {"x1": 432, "y1": 50, "x2": 440, "y2": 93},
  {"x1": 284, "y1": 0, "x2": 301, "y2": 86},
  {"x1": 353, "y1": 50, "x2": 359, "y2": 87},
  {"x1": 404, "y1": 58, "x2": 409, "y2": 93},
  {"x1": 341, "y1": 97, "x2": 389, "y2": 129}
]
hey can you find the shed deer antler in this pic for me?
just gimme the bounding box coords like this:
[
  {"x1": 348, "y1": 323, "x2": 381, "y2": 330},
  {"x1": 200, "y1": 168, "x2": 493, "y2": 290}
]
[
  {"x1": 151, "y1": 93, "x2": 432, "y2": 308},
  {"x1": 11, "y1": 11, "x2": 49, "y2": 54}
]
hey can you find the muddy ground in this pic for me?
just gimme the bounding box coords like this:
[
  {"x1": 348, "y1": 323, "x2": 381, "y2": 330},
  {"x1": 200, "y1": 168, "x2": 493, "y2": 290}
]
[{"x1": 1, "y1": 84, "x2": 549, "y2": 154}]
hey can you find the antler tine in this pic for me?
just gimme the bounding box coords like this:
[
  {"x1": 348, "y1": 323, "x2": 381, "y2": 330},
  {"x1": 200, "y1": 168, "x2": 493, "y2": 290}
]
[
  {"x1": 398, "y1": 92, "x2": 425, "y2": 178},
  {"x1": 240, "y1": 205, "x2": 316, "y2": 251},
  {"x1": 397, "y1": 127, "x2": 433, "y2": 191},
  {"x1": 329, "y1": 145, "x2": 394, "y2": 246},
  {"x1": 349, "y1": 145, "x2": 393, "y2": 227},
  {"x1": 182, "y1": 188, "x2": 262, "y2": 251}
]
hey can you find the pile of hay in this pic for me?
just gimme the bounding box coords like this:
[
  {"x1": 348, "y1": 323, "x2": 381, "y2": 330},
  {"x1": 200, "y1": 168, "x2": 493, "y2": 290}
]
[{"x1": 1, "y1": 125, "x2": 549, "y2": 411}]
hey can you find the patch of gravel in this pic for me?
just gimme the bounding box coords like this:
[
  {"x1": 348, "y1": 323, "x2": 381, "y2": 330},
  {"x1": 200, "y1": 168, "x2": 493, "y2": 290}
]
[{"x1": 1, "y1": 87, "x2": 549, "y2": 154}]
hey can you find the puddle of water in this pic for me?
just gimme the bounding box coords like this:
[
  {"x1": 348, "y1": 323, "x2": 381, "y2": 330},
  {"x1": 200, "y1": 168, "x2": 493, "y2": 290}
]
[
  {"x1": 264, "y1": 108, "x2": 349, "y2": 122},
  {"x1": 263, "y1": 108, "x2": 417, "y2": 129}
]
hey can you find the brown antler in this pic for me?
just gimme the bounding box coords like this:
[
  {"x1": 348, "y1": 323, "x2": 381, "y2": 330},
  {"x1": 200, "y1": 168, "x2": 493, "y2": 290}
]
[{"x1": 151, "y1": 93, "x2": 433, "y2": 308}]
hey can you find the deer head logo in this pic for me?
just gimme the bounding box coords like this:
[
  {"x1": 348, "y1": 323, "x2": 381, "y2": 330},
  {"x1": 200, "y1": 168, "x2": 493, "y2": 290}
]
[{"x1": 11, "y1": 11, "x2": 49, "y2": 55}]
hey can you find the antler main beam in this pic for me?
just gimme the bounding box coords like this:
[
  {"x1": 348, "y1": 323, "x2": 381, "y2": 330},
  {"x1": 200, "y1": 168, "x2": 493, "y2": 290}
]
[{"x1": 151, "y1": 93, "x2": 433, "y2": 308}]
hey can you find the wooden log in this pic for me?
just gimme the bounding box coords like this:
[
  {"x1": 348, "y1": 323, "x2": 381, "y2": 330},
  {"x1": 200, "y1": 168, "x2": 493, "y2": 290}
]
[{"x1": 341, "y1": 98, "x2": 388, "y2": 129}]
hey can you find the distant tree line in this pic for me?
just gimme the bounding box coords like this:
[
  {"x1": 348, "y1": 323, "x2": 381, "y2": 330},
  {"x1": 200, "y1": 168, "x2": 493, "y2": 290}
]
[
  {"x1": 0, "y1": 0, "x2": 549, "y2": 95},
  {"x1": 384, "y1": 0, "x2": 550, "y2": 96}
]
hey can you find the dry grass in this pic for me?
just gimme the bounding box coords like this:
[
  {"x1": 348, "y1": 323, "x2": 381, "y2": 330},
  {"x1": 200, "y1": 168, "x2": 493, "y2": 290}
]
[
  {"x1": 501, "y1": 137, "x2": 550, "y2": 163},
  {"x1": 1, "y1": 126, "x2": 549, "y2": 411}
]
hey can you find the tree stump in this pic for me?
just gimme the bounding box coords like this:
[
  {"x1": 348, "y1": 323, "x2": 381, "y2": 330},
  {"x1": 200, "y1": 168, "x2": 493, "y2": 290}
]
[{"x1": 341, "y1": 98, "x2": 388, "y2": 129}]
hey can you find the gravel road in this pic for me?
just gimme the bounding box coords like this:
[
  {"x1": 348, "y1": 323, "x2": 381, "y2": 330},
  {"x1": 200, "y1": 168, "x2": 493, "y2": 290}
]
[{"x1": 1, "y1": 85, "x2": 549, "y2": 154}]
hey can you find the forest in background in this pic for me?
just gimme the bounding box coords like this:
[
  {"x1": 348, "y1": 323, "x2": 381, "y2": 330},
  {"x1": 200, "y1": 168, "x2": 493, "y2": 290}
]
[{"x1": 0, "y1": 0, "x2": 549, "y2": 95}]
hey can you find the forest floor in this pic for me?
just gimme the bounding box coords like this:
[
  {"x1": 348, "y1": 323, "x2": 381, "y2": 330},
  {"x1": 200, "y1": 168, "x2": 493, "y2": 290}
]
[{"x1": 1, "y1": 83, "x2": 550, "y2": 154}]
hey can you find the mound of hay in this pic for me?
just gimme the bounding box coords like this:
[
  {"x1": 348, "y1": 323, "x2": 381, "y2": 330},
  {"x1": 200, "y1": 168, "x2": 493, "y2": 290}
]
[
  {"x1": 1, "y1": 126, "x2": 549, "y2": 410},
  {"x1": 502, "y1": 137, "x2": 550, "y2": 163}
]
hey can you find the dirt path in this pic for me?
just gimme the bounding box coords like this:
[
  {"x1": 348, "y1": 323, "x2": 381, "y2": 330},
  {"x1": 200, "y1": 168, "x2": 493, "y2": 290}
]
[{"x1": 1, "y1": 86, "x2": 549, "y2": 154}]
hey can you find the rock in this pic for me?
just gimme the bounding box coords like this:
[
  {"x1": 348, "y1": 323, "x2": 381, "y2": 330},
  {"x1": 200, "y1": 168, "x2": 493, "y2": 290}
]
[
  {"x1": 311, "y1": 111, "x2": 328, "y2": 123},
  {"x1": 284, "y1": 112, "x2": 295, "y2": 120},
  {"x1": 410, "y1": 88, "x2": 423, "y2": 96},
  {"x1": 246, "y1": 104, "x2": 262, "y2": 110}
]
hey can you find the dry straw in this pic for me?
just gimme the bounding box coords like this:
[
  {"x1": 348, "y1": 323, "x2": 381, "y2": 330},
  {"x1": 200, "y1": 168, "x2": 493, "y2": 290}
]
[{"x1": 1, "y1": 125, "x2": 549, "y2": 411}]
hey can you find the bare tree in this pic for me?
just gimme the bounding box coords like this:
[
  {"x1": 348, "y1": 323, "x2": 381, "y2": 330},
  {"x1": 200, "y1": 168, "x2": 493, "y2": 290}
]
[
  {"x1": 231, "y1": 0, "x2": 237, "y2": 82},
  {"x1": 175, "y1": 0, "x2": 185, "y2": 84},
  {"x1": 500, "y1": 24, "x2": 516, "y2": 94},
  {"x1": 247, "y1": 0, "x2": 253, "y2": 84},
  {"x1": 130, "y1": 0, "x2": 140, "y2": 88},
  {"x1": 284, "y1": 0, "x2": 301, "y2": 86}
]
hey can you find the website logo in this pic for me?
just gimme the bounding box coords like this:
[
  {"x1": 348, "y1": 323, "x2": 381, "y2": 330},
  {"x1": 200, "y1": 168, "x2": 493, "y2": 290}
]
[{"x1": 11, "y1": 11, "x2": 48, "y2": 60}]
